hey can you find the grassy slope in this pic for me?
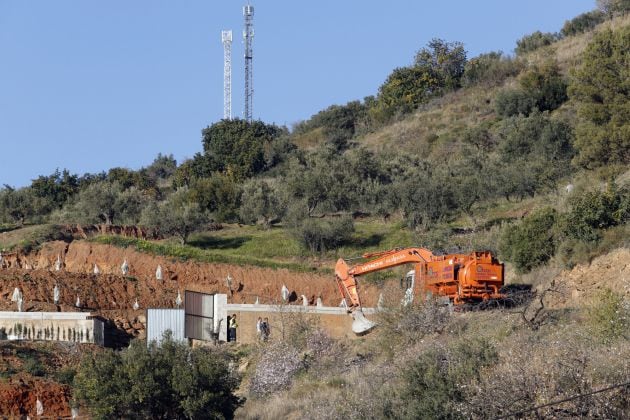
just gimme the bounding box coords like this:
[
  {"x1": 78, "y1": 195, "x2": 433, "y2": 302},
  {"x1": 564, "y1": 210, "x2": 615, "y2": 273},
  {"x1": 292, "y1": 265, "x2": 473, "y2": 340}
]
[{"x1": 92, "y1": 219, "x2": 414, "y2": 273}]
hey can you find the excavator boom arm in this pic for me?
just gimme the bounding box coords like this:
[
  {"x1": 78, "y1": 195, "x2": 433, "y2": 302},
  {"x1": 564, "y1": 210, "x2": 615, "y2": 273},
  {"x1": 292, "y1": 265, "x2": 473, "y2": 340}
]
[
  {"x1": 334, "y1": 248, "x2": 434, "y2": 335},
  {"x1": 335, "y1": 248, "x2": 434, "y2": 309},
  {"x1": 350, "y1": 247, "x2": 434, "y2": 276}
]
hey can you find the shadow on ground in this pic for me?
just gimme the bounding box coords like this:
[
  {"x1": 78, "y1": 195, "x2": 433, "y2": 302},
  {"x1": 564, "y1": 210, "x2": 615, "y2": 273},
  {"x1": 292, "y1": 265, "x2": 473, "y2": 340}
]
[{"x1": 188, "y1": 235, "x2": 251, "y2": 250}]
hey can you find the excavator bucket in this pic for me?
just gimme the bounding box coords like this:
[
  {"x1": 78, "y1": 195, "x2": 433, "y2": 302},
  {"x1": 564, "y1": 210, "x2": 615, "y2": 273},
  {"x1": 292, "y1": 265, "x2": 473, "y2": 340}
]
[{"x1": 352, "y1": 309, "x2": 376, "y2": 334}]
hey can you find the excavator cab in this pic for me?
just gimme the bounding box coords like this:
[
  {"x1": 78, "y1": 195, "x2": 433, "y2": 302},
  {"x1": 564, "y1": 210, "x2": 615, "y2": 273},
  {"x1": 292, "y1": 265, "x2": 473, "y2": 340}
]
[
  {"x1": 401, "y1": 270, "x2": 415, "y2": 306},
  {"x1": 400, "y1": 270, "x2": 415, "y2": 290}
]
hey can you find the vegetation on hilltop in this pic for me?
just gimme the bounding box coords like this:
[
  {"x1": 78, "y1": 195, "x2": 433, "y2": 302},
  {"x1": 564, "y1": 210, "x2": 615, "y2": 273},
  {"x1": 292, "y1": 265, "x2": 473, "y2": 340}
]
[{"x1": 0, "y1": 5, "x2": 628, "y2": 276}]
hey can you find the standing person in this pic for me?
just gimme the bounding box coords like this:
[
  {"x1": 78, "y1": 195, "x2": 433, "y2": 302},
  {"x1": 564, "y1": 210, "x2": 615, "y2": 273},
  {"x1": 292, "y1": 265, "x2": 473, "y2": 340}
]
[
  {"x1": 256, "y1": 317, "x2": 262, "y2": 341},
  {"x1": 229, "y1": 314, "x2": 238, "y2": 342},
  {"x1": 261, "y1": 317, "x2": 270, "y2": 341}
]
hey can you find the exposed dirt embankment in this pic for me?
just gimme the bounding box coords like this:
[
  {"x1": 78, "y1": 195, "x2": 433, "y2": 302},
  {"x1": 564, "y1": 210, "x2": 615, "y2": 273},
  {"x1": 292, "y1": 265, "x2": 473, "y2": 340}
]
[
  {"x1": 1, "y1": 239, "x2": 384, "y2": 308},
  {"x1": 553, "y1": 247, "x2": 630, "y2": 307},
  {"x1": 0, "y1": 375, "x2": 71, "y2": 418}
]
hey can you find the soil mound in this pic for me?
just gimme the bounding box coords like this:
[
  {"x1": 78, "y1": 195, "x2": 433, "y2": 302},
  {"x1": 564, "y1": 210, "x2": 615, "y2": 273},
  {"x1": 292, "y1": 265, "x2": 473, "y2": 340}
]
[{"x1": 553, "y1": 247, "x2": 630, "y2": 307}]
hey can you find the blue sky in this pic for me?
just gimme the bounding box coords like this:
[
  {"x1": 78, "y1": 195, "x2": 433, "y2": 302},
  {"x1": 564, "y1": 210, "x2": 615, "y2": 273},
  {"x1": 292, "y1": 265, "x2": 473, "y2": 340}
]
[{"x1": 0, "y1": 0, "x2": 594, "y2": 187}]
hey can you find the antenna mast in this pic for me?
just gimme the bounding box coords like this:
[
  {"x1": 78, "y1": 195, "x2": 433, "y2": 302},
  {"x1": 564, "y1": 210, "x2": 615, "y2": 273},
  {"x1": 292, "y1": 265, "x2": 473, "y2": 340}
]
[
  {"x1": 222, "y1": 30, "x2": 233, "y2": 120},
  {"x1": 243, "y1": 3, "x2": 254, "y2": 122}
]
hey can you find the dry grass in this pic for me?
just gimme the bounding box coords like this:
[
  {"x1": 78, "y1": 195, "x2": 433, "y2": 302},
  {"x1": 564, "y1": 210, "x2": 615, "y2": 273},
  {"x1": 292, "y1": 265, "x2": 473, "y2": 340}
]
[
  {"x1": 359, "y1": 86, "x2": 497, "y2": 155},
  {"x1": 292, "y1": 127, "x2": 326, "y2": 150},
  {"x1": 548, "y1": 13, "x2": 630, "y2": 73}
]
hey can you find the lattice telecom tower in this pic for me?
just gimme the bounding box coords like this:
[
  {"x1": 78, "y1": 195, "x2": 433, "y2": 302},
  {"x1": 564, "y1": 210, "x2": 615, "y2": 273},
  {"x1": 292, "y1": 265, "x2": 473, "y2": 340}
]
[
  {"x1": 221, "y1": 30, "x2": 233, "y2": 120},
  {"x1": 243, "y1": 3, "x2": 254, "y2": 122}
]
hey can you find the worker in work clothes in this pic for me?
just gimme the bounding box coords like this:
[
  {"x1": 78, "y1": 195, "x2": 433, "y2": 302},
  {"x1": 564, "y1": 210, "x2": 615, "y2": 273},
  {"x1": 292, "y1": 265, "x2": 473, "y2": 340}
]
[
  {"x1": 261, "y1": 317, "x2": 270, "y2": 341},
  {"x1": 229, "y1": 314, "x2": 238, "y2": 342},
  {"x1": 256, "y1": 317, "x2": 263, "y2": 341}
]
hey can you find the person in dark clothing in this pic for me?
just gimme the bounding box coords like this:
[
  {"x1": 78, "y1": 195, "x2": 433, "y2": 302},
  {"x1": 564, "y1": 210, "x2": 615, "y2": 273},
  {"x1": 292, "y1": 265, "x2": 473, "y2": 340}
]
[{"x1": 228, "y1": 313, "x2": 238, "y2": 342}]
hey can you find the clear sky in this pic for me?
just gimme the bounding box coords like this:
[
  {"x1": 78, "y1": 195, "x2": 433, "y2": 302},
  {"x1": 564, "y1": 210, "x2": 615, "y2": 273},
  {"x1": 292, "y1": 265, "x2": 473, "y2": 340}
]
[{"x1": 0, "y1": 0, "x2": 594, "y2": 187}]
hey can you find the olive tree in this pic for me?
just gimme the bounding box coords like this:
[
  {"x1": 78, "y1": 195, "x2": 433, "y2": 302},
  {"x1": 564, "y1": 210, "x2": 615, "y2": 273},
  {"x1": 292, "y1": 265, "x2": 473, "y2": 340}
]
[
  {"x1": 141, "y1": 188, "x2": 210, "y2": 245},
  {"x1": 239, "y1": 179, "x2": 286, "y2": 229}
]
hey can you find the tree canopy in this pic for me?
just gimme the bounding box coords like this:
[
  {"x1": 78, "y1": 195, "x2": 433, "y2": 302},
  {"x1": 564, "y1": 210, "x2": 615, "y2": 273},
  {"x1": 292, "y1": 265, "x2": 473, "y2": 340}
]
[
  {"x1": 201, "y1": 119, "x2": 286, "y2": 179},
  {"x1": 569, "y1": 26, "x2": 630, "y2": 168},
  {"x1": 73, "y1": 334, "x2": 242, "y2": 419}
]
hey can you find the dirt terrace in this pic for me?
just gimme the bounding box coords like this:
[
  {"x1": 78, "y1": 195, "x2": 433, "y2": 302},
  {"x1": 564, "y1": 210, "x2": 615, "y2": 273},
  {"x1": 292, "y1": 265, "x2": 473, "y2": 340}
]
[{"x1": 1, "y1": 240, "x2": 384, "y2": 307}]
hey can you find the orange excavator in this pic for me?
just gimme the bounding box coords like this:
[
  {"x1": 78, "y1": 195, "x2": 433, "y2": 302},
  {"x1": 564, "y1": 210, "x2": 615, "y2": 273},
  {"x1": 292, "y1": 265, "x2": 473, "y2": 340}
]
[{"x1": 335, "y1": 247, "x2": 505, "y2": 334}]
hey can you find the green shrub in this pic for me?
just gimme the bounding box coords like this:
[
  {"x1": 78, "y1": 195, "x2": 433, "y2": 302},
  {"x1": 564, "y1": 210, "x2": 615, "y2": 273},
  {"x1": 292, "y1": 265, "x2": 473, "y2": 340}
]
[
  {"x1": 562, "y1": 186, "x2": 626, "y2": 242},
  {"x1": 494, "y1": 88, "x2": 536, "y2": 117},
  {"x1": 292, "y1": 217, "x2": 354, "y2": 253},
  {"x1": 462, "y1": 51, "x2": 524, "y2": 87},
  {"x1": 372, "y1": 65, "x2": 442, "y2": 121},
  {"x1": 293, "y1": 101, "x2": 368, "y2": 149},
  {"x1": 496, "y1": 111, "x2": 574, "y2": 169},
  {"x1": 561, "y1": 10, "x2": 605, "y2": 37},
  {"x1": 398, "y1": 338, "x2": 497, "y2": 419},
  {"x1": 22, "y1": 356, "x2": 45, "y2": 377},
  {"x1": 414, "y1": 38, "x2": 467, "y2": 90},
  {"x1": 588, "y1": 289, "x2": 629, "y2": 344},
  {"x1": 73, "y1": 335, "x2": 242, "y2": 419},
  {"x1": 515, "y1": 31, "x2": 561, "y2": 55},
  {"x1": 518, "y1": 62, "x2": 568, "y2": 112},
  {"x1": 569, "y1": 26, "x2": 630, "y2": 168},
  {"x1": 495, "y1": 63, "x2": 567, "y2": 117},
  {"x1": 54, "y1": 366, "x2": 76, "y2": 385},
  {"x1": 499, "y1": 208, "x2": 558, "y2": 273}
]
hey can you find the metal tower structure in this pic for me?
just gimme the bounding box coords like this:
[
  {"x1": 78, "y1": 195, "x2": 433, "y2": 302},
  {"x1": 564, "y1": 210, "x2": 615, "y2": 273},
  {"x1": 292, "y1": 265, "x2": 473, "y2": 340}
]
[
  {"x1": 243, "y1": 3, "x2": 254, "y2": 122},
  {"x1": 221, "y1": 30, "x2": 233, "y2": 120}
]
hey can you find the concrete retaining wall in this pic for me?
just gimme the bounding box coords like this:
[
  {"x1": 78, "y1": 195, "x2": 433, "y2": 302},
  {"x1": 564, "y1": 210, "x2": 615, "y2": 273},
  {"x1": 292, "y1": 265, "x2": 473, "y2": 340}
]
[
  {"x1": 146, "y1": 294, "x2": 377, "y2": 346},
  {"x1": 0, "y1": 312, "x2": 104, "y2": 345},
  {"x1": 225, "y1": 304, "x2": 376, "y2": 344}
]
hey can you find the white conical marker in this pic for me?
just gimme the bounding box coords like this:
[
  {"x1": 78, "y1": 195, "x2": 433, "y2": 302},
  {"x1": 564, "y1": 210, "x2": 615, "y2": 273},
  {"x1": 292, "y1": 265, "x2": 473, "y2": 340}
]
[
  {"x1": 93, "y1": 264, "x2": 100, "y2": 275},
  {"x1": 54, "y1": 254, "x2": 62, "y2": 271},
  {"x1": 301, "y1": 295, "x2": 308, "y2": 306},
  {"x1": 121, "y1": 259, "x2": 129, "y2": 275},
  {"x1": 316, "y1": 297, "x2": 323, "y2": 308},
  {"x1": 36, "y1": 398, "x2": 44, "y2": 416},
  {"x1": 133, "y1": 299, "x2": 139, "y2": 311},
  {"x1": 53, "y1": 285, "x2": 60, "y2": 305},
  {"x1": 75, "y1": 295, "x2": 81, "y2": 308},
  {"x1": 11, "y1": 287, "x2": 22, "y2": 302},
  {"x1": 254, "y1": 296, "x2": 259, "y2": 305},
  {"x1": 281, "y1": 285, "x2": 289, "y2": 302},
  {"x1": 156, "y1": 265, "x2": 163, "y2": 281},
  {"x1": 175, "y1": 290, "x2": 182, "y2": 307}
]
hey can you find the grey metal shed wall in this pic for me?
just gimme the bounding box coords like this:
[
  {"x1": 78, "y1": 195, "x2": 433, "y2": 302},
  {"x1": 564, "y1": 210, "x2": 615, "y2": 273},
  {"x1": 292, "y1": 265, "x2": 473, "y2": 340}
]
[{"x1": 146, "y1": 309, "x2": 185, "y2": 345}]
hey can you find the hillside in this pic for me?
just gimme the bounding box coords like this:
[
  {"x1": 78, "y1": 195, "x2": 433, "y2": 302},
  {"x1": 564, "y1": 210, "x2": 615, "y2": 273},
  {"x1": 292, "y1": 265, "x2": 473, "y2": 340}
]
[{"x1": 0, "y1": 6, "x2": 629, "y2": 419}]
